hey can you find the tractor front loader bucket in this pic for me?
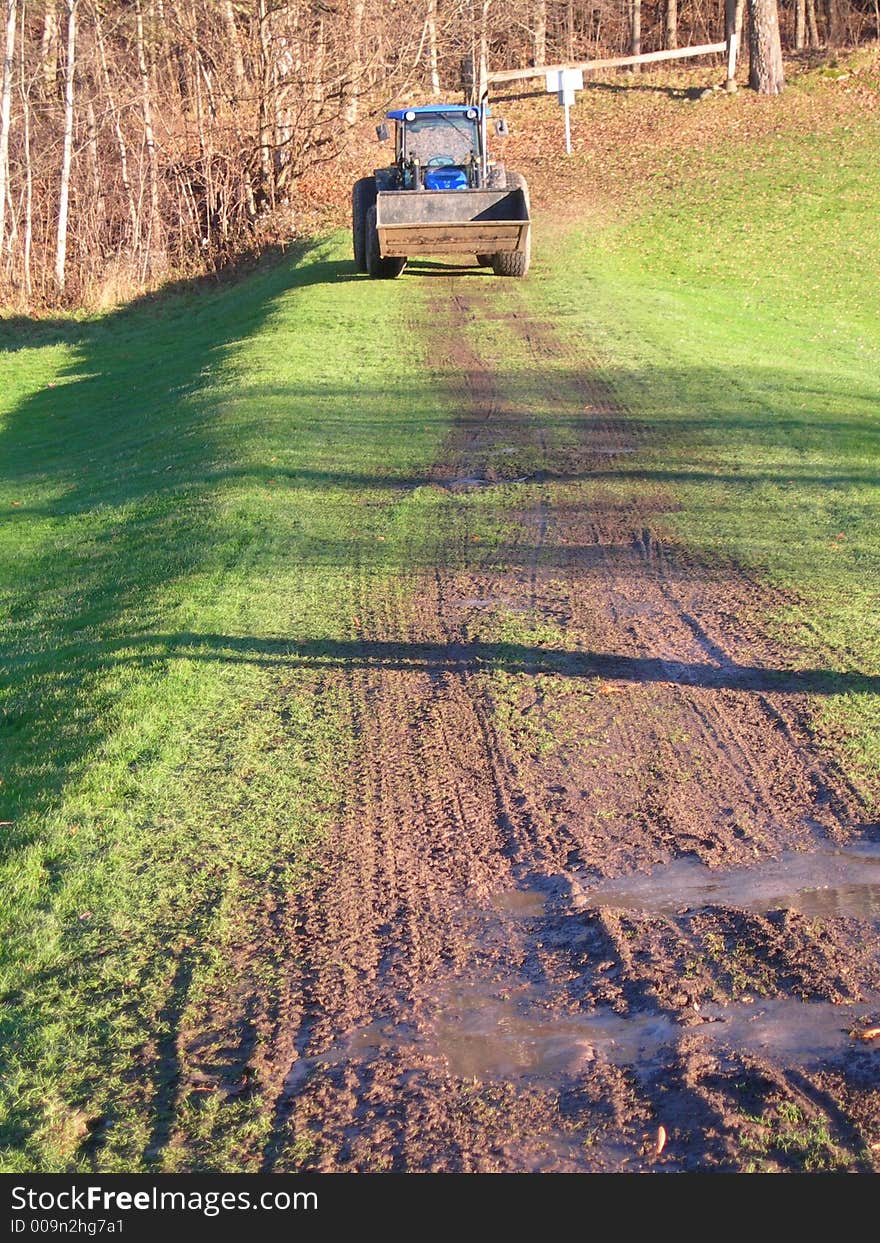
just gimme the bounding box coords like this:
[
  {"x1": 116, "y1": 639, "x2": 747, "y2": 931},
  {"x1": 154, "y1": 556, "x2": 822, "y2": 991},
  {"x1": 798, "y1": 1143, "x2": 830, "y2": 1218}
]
[{"x1": 375, "y1": 188, "x2": 530, "y2": 259}]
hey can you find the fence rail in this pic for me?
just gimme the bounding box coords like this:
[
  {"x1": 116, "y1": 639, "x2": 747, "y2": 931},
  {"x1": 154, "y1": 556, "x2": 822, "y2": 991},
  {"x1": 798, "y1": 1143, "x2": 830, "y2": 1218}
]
[
  {"x1": 487, "y1": 41, "x2": 729, "y2": 86},
  {"x1": 476, "y1": 31, "x2": 741, "y2": 100}
]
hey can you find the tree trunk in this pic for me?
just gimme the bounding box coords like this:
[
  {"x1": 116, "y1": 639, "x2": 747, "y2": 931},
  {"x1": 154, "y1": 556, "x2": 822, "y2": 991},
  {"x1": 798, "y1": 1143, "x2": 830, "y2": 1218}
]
[
  {"x1": 20, "y1": 0, "x2": 31, "y2": 300},
  {"x1": 344, "y1": 0, "x2": 365, "y2": 125},
  {"x1": 533, "y1": 0, "x2": 547, "y2": 64},
  {"x1": 257, "y1": 0, "x2": 275, "y2": 205},
  {"x1": 427, "y1": 0, "x2": 440, "y2": 93},
  {"x1": 666, "y1": 0, "x2": 678, "y2": 49},
  {"x1": 478, "y1": 0, "x2": 491, "y2": 99},
  {"x1": 55, "y1": 0, "x2": 75, "y2": 293},
  {"x1": 806, "y1": 0, "x2": 820, "y2": 46},
  {"x1": 134, "y1": 0, "x2": 163, "y2": 271},
  {"x1": 628, "y1": 0, "x2": 641, "y2": 73},
  {"x1": 0, "y1": 0, "x2": 16, "y2": 257},
  {"x1": 40, "y1": 0, "x2": 57, "y2": 94},
  {"x1": 747, "y1": 0, "x2": 785, "y2": 94},
  {"x1": 220, "y1": 0, "x2": 257, "y2": 220},
  {"x1": 630, "y1": 0, "x2": 642, "y2": 56},
  {"x1": 223, "y1": 0, "x2": 246, "y2": 97},
  {"x1": 86, "y1": 100, "x2": 105, "y2": 244},
  {"x1": 826, "y1": 0, "x2": 848, "y2": 46},
  {"x1": 794, "y1": 0, "x2": 806, "y2": 47}
]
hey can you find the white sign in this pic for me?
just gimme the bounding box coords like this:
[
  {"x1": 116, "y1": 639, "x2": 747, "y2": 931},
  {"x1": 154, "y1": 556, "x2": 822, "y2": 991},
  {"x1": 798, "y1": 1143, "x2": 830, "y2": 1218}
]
[
  {"x1": 544, "y1": 69, "x2": 583, "y2": 155},
  {"x1": 545, "y1": 68, "x2": 583, "y2": 105}
]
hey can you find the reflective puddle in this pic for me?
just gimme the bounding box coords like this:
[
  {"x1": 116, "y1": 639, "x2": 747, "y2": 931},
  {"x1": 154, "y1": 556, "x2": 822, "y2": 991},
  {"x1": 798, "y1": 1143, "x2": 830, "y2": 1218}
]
[
  {"x1": 575, "y1": 843, "x2": 880, "y2": 921},
  {"x1": 433, "y1": 983, "x2": 679, "y2": 1080},
  {"x1": 492, "y1": 887, "x2": 547, "y2": 918},
  {"x1": 431, "y1": 982, "x2": 877, "y2": 1084}
]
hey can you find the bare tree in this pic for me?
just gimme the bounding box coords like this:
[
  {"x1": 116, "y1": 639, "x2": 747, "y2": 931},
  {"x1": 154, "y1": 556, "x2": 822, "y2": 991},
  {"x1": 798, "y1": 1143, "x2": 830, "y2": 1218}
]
[
  {"x1": 19, "y1": 0, "x2": 31, "y2": 298},
  {"x1": 54, "y1": 0, "x2": 76, "y2": 292},
  {"x1": 134, "y1": 0, "x2": 163, "y2": 271},
  {"x1": 806, "y1": 0, "x2": 821, "y2": 46},
  {"x1": 0, "y1": 0, "x2": 16, "y2": 257},
  {"x1": 533, "y1": 0, "x2": 547, "y2": 63},
  {"x1": 748, "y1": 0, "x2": 785, "y2": 93},
  {"x1": 826, "y1": 0, "x2": 849, "y2": 44},
  {"x1": 667, "y1": 0, "x2": 678, "y2": 48},
  {"x1": 40, "y1": 0, "x2": 58, "y2": 94},
  {"x1": 630, "y1": 0, "x2": 643, "y2": 56},
  {"x1": 426, "y1": 0, "x2": 440, "y2": 93}
]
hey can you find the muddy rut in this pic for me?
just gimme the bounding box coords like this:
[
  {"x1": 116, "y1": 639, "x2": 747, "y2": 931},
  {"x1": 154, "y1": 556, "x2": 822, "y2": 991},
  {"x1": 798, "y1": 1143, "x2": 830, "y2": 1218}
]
[{"x1": 257, "y1": 281, "x2": 880, "y2": 1172}]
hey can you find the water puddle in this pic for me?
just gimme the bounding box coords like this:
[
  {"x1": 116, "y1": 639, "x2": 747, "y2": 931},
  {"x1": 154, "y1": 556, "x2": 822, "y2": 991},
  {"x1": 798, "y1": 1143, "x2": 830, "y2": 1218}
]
[
  {"x1": 697, "y1": 996, "x2": 873, "y2": 1062},
  {"x1": 430, "y1": 981, "x2": 878, "y2": 1085},
  {"x1": 445, "y1": 475, "x2": 531, "y2": 491},
  {"x1": 492, "y1": 887, "x2": 547, "y2": 918},
  {"x1": 575, "y1": 843, "x2": 880, "y2": 922},
  {"x1": 454, "y1": 595, "x2": 527, "y2": 612},
  {"x1": 280, "y1": 851, "x2": 880, "y2": 1107},
  {"x1": 433, "y1": 983, "x2": 678, "y2": 1080}
]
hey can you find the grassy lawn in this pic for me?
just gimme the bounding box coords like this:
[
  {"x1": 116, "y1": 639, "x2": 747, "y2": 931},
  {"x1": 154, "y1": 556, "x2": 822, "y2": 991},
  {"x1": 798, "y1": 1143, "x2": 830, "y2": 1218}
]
[
  {"x1": 0, "y1": 238, "x2": 458, "y2": 1170},
  {"x1": 526, "y1": 113, "x2": 880, "y2": 801}
]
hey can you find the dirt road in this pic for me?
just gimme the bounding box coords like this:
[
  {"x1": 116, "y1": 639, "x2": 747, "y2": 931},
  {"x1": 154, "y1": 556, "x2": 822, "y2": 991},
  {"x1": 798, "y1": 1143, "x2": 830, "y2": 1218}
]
[{"x1": 241, "y1": 280, "x2": 880, "y2": 1172}]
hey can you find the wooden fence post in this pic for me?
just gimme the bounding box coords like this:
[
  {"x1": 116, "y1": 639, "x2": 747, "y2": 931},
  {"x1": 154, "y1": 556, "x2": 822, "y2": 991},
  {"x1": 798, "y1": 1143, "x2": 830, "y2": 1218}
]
[{"x1": 724, "y1": 0, "x2": 740, "y2": 91}]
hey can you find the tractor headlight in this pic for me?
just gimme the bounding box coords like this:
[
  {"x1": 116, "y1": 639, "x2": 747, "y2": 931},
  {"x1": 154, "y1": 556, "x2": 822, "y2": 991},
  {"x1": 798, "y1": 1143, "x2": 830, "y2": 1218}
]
[
  {"x1": 466, "y1": 107, "x2": 478, "y2": 120},
  {"x1": 405, "y1": 110, "x2": 416, "y2": 121}
]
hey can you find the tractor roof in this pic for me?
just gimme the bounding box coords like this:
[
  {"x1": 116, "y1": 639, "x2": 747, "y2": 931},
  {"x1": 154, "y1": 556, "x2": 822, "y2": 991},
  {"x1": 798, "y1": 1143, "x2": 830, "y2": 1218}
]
[{"x1": 385, "y1": 104, "x2": 483, "y2": 120}]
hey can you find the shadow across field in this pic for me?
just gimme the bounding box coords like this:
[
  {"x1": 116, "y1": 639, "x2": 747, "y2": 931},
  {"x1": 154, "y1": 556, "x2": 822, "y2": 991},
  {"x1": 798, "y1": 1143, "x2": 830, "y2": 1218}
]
[
  {"x1": 92, "y1": 631, "x2": 880, "y2": 699},
  {"x1": 1, "y1": 240, "x2": 356, "y2": 835}
]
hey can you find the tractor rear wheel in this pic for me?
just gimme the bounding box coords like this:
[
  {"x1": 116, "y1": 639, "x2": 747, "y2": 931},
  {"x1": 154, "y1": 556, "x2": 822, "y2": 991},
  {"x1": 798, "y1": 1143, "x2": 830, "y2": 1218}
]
[
  {"x1": 352, "y1": 177, "x2": 377, "y2": 273},
  {"x1": 492, "y1": 171, "x2": 531, "y2": 278},
  {"x1": 366, "y1": 205, "x2": 406, "y2": 280}
]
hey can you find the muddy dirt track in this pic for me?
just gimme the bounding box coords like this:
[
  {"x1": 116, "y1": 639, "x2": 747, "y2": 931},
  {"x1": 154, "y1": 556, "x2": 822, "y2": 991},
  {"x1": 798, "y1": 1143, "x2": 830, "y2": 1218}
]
[{"x1": 243, "y1": 280, "x2": 880, "y2": 1172}]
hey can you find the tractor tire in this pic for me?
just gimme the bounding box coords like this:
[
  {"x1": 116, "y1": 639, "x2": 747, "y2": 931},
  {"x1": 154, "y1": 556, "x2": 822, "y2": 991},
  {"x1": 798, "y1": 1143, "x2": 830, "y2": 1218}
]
[
  {"x1": 492, "y1": 170, "x2": 531, "y2": 278},
  {"x1": 475, "y1": 254, "x2": 494, "y2": 267},
  {"x1": 365, "y1": 204, "x2": 406, "y2": 280},
  {"x1": 352, "y1": 177, "x2": 377, "y2": 273}
]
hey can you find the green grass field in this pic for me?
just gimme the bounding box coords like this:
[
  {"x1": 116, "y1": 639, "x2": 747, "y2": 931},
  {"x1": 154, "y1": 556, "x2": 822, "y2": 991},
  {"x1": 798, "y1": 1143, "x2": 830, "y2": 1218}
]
[
  {"x1": 529, "y1": 114, "x2": 880, "y2": 798},
  {"x1": 0, "y1": 239, "x2": 461, "y2": 1170},
  {"x1": 1, "y1": 83, "x2": 879, "y2": 1171}
]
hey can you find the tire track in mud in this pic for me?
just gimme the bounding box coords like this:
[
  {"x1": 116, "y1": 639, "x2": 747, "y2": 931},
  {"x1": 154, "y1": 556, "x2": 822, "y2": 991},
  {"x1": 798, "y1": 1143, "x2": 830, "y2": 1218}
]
[{"x1": 259, "y1": 277, "x2": 880, "y2": 1173}]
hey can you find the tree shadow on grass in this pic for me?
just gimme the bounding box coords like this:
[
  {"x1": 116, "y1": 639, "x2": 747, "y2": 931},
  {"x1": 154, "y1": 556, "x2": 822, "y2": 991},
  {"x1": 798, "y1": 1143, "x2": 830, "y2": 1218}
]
[
  {"x1": 57, "y1": 631, "x2": 880, "y2": 699},
  {"x1": 0, "y1": 238, "x2": 366, "y2": 1161}
]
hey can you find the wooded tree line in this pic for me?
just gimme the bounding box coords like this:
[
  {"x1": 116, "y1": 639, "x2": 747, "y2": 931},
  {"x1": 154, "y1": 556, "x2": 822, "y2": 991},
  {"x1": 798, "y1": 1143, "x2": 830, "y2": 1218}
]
[{"x1": 0, "y1": 0, "x2": 876, "y2": 309}]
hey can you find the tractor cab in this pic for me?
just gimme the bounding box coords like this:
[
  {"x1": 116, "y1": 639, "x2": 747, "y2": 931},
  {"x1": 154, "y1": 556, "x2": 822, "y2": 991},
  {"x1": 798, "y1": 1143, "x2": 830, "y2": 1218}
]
[{"x1": 379, "y1": 105, "x2": 490, "y2": 192}]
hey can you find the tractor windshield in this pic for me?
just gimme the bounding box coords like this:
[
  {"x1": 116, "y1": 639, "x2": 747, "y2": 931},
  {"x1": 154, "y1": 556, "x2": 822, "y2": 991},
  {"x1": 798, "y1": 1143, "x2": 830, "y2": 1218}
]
[{"x1": 403, "y1": 114, "x2": 479, "y2": 166}]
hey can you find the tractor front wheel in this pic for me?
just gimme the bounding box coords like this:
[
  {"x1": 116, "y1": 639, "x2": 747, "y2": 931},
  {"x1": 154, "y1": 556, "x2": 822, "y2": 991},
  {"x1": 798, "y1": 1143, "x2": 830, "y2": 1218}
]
[
  {"x1": 352, "y1": 177, "x2": 377, "y2": 273},
  {"x1": 492, "y1": 171, "x2": 531, "y2": 278},
  {"x1": 366, "y1": 205, "x2": 406, "y2": 280},
  {"x1": 492, "y1": 246, "x2": 530, "y2": 278},
  {"x1": 475, "y1": 253, "x2": 494, "y2": 267}
]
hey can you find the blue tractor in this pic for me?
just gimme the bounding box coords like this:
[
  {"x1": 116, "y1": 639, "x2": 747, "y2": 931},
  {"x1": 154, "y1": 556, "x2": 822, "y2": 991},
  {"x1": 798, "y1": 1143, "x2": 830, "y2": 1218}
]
[{"x1": 352, "y1": 104, "x2": 531, "y2": 280}]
